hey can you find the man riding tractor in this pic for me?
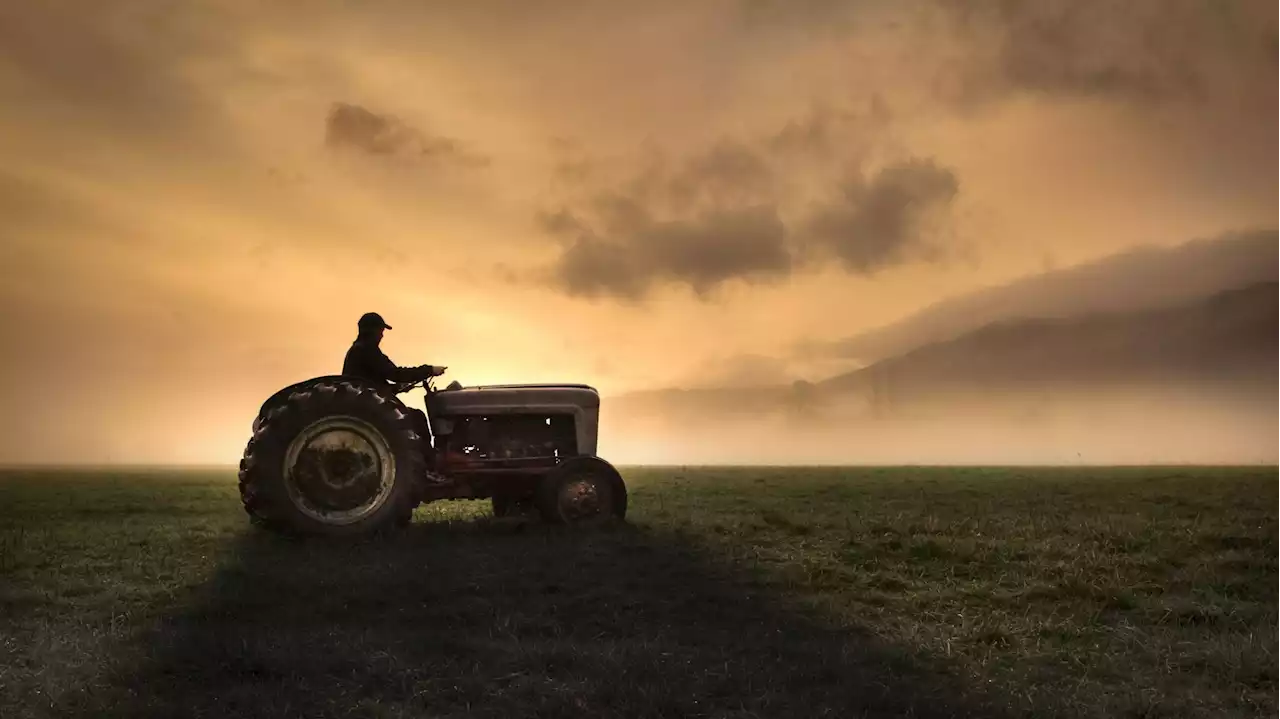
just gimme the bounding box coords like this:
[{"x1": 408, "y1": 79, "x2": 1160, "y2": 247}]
[
  {"x1": 341, "y1": 311, "x2": 444, "y2": 444},
  {"x1": 343, "y1": 311, "x2": 446, "y2": 389},
  {"x1": 237, "y1": 311, "x2": 627, "y2": 536}
]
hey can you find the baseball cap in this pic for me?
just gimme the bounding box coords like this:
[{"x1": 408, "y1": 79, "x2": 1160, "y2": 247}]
[{"x1": 358, "y1": 312, "x2": 392, "y2": 330}]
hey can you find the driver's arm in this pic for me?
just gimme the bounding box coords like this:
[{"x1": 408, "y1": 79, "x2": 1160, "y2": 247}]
[
  {"x1": 412, "y1": 364, "x2": 446, "y2": 380},
  {"x1": 374, "y1": 350, "x2": 442, "y2": 382}
]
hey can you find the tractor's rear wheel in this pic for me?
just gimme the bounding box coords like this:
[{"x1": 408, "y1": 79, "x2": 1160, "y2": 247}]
[
  {"x1": 535, "y1": 457, "x2": 627, "y2": 526},
  {"x1": 239, "y1": 379, "x2": 426, "y2": 537}
]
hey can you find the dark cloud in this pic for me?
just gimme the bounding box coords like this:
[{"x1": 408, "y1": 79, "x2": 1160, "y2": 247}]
[
  {"x1": 766, "y1": 101, "x2": 888, "y2": 160},
  {"x1": 537, "y1": 138, "x2": 796, "y2": 299},
  {"x1": 546, "y1": 204, "x2": 792, "y2": 300},
  {"x1": 733, "y1": 0, "x2": 1274, "y2": 109},
  {"x1": 528, "y1": 85, "x2": 968, "y2": 302},
  {"x1": 325, "y1": 102, "x2": 488, "y2": 167},
  {"x1": 667, "y1": 140, "x2": 776, "y2": 208},
  {"x1": 539, "y1": 117, "x2": 961, "y2": 300},
  {"x1": 968, "y1": 0, "x2": 1277, "y2": 105},
  {"x1": 587, "y1": 140, "x2": 779, "y2": 215},
  {"x1": 995, "y1": 7, "x2": 1196, "y2": 101},
  {"x1": 537, "y1": 207, "x2": 590, "y2": 238},
  {"x1": 766, "y1": 113, "x2": 834, "y2": 159},
  {"x1": 801, "y1": 159, "x2": 959, "y2": 273}
]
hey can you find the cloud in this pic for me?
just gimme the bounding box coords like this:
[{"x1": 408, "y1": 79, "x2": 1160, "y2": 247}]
[
  {"x1": 801, "y1": 159, "x2": 959, "y2": 273},
  {"x1": 546, "y1": 203, "x2": 792, "y2": 300},
  {"x1": 538, "y1": 121, "x2": 960, "y2": 299},
  {"x1": 530, "y1": 93, "x2": 959, "y2": 301},
  {"x1": 666, "y1": 140, "x2": 776, "y2": 209},
  {"x1": 324, "y1": 102, "x2": 488, "y2": 168},
  {"x1": 969, "y1": 0, "x2": 1277, "y2": 105},
  {"x1": 730, "y1": 0, "x2": 1274, "y2": 109},
  {"x1": 994, "y1": 8, "x2": 1196, "y2": 101},
  {"x1": 536, "y1": 136, "x2": 799, "y2": 299},
  {"x1": 765, "y1": 100, "x2": 891, "y2": 161}
]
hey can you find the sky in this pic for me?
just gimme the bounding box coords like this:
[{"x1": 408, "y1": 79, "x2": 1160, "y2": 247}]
[{"x1": 0, "y1": 0, "x2": 1276, "y2": 464}]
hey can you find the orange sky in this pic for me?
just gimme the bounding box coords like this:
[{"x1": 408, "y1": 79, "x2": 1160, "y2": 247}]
[{"x1": 0, "y1": 0, "x2": 1275, "y2": 463}]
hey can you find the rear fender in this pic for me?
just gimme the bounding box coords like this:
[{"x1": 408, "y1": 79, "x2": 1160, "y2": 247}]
[{"x1": 254, "y1": 375, "x2": 405, "y2": 423}]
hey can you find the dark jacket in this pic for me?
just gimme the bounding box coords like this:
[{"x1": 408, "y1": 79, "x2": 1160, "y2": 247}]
[{"x1": 342, "y1": 338, "x2": 438, "y2": 386}]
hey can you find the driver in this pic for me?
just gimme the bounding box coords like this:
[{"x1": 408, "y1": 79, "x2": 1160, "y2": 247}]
[{"x1": 342, "y1": 312, "x2": 446, "y2": 387}]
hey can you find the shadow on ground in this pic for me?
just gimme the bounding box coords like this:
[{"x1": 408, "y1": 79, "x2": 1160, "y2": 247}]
[{"x1": 63, "y1": 515, "x2": 1014, "y2": 718}]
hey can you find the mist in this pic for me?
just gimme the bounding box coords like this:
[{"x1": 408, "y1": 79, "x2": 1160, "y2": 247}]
[{"x1": 602, "y1": 384, "x2": 1278, "y2": 466}]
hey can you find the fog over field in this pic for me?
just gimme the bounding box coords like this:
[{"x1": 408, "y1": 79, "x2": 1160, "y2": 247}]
[
  {"x1": 0, "y1": 1, "x2": 1274, "y2": 465},
  {"x1": 604, "y1": 238, "x2": 1277, "y2": 465},
  {"x1": 605, "y1": 390, "x2": 1277, "y2": 466}
]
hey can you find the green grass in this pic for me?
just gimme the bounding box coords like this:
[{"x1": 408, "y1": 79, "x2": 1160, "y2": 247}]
[{"x1": 0, "y1": 466, "x2": 1275, "y2": 718}]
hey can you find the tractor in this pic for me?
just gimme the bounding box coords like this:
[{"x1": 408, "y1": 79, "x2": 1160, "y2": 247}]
[{"x1": 237, "y1": 374, "x2": 627, "y2": 536}]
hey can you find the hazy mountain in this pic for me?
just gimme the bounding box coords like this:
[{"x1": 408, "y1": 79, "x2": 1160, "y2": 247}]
[
  {"x1": 809, "y1": 229, "x2": 1278, "y2": 364},
  {"x1": 610, "y1": 279, "x2": 1277, "y2": 419},
  {"x1": 820, "y1": 280, "x2": 1277, "y2": 400}
]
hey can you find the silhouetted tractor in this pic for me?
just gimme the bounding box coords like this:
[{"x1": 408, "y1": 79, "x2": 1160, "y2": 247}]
[{"x1": 238, "y1": 376, "x2": 627, "y2": 536}]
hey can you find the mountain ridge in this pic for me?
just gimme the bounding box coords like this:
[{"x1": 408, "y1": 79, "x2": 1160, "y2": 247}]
[
  {"x1": 802, "y1": 228, "x2": 1278, "y2": 365},
  {"x1": 608, "y1": 279, "x2": 1277, "y2": 416}
]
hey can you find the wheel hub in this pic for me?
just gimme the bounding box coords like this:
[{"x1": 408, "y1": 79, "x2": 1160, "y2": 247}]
[
  {"x1": 284, "y1": 416, "x2": 396, "y2": 525},
  {"x1": 559, "y1": 476, "x2": 605, "y2": 520}
]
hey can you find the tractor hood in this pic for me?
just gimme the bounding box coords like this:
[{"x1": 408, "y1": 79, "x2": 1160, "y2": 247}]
[
  {"x1": 432, "y1": 383, "x2": 599, "y2": 411},
  {"x1": 427, "y1": 384, "x2": 601, "y2": 455}
]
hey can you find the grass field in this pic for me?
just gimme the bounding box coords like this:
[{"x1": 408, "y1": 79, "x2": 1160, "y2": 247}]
[{"x1": 0, "y1": 467, "x2": 1275, "y2": 718}]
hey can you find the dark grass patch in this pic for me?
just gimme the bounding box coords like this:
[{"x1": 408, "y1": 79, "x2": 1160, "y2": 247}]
[{"x1": 0, "y1": 466, "x2": 1276, "y2": 719}]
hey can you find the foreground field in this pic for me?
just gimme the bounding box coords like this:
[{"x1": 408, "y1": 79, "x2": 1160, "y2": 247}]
[{"x1": 0, "y1": 467, "x2": 1275, "y2": 718}]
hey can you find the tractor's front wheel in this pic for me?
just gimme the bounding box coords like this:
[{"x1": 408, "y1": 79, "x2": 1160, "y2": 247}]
[
  {"x1": 239, "y1": 379, "x2": 427, "y2": 537},
  {"x1": 534, "y1": 457, "x2": 627, "y2": 526}
]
